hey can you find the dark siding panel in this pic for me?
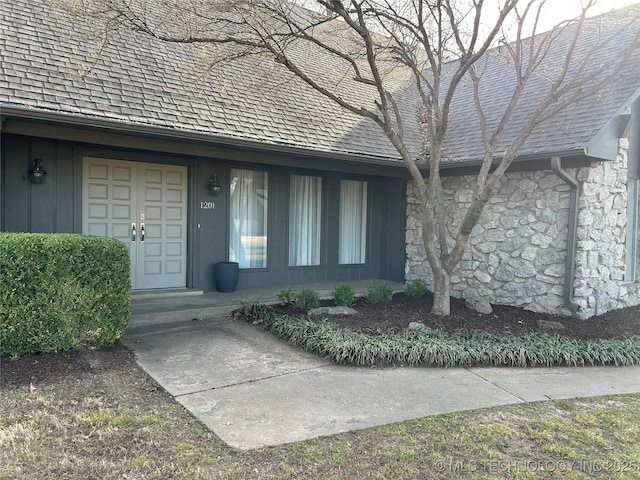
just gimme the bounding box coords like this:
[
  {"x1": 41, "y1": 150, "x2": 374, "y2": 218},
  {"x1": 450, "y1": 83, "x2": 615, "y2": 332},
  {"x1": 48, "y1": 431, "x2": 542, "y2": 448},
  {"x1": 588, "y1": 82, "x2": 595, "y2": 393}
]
[
  {"x1": 381, "y1": 184, "x2": 394, "y2": 279},
  {"x1": 368, "y1": 179, "x2": 384, "y2": 279},
  {"x1": 385, "y1": 180, "x2": 408, "y2": 282},
  {"x1": 265, "y1": 168, "x2": 288, "y2": 287},
  {"x1": 1, "y1": 135, "x2": 78, "y2": 234},
  {"x1": 325, "y1": 176, "x2": 341, "y2": 278},
  {"x1": 371, "y1": 177, "x2": 406, "y2": 283},
  {"x1": 194, "y1": 158, "x2": 228, "y2": 291},
  {"x1": 55, "y1": 142, "x2": 75, "y2": 233},
  {"x1": 2, "y1": 130, "x2": 407, "y2": 291},
  {"x1": 395, "y1": 181, "x2": 409, "y2": 281},
  {"x1": 30, "y1": 137, "x2": 56, "y2": 232},
  {"x1": 2, "y1": 135, "x2": 30, "y2": 232}
]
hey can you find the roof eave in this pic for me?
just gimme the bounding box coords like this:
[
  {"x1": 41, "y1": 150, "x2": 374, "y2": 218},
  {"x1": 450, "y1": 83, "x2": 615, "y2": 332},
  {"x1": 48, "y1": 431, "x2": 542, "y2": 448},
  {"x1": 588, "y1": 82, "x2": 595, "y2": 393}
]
[
  {"x1": 584, "y1": 86, "x2": 640, "y2": 161},
  {"x1": 0, "y1": 105, "x2": 598, "y2": 174},
  {"x1": 0, "y1": 105, "x2": 407, "y2": 169},
  {"x1": 432, "y1": 148, "x2": 590, "y2": 173}
]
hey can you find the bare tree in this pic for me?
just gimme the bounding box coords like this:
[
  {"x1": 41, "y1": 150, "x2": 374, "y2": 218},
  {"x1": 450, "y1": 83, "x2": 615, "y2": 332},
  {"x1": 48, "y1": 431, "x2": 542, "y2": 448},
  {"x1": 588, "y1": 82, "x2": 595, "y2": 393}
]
[{"x1": 61, "y1": 0, "x2": 640, "y2": 315}]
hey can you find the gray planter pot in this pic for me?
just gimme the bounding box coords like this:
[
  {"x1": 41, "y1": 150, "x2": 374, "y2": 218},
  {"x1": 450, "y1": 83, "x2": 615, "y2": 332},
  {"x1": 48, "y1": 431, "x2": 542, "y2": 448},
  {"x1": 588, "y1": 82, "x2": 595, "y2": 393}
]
[{"x1": 214, "y1": 261, "x2": 239, "y2": 292}]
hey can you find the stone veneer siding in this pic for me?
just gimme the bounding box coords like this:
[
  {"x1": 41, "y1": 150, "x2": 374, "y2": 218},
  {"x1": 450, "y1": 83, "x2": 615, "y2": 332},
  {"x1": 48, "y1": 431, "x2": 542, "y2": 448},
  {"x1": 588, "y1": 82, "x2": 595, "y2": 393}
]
[
  {"x1": 574, "y1": 138, "x2": 640, "y2": 317},
  {"x1": 405, "y1": 139, "x2": 640, "y2": 319}
]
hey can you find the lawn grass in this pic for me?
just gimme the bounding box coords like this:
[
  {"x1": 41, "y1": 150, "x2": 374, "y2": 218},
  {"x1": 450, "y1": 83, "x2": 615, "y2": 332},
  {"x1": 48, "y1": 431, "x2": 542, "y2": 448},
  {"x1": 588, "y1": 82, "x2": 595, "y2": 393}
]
[{"x1": 1, "y1": 345, "x2": 639, "y2": 479}]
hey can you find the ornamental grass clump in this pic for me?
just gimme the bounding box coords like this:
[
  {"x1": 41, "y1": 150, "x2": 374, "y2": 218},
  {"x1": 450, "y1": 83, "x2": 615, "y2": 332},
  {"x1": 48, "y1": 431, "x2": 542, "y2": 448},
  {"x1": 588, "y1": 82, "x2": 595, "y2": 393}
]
[{"x1": 240, "y1": 303, "x2": 640, "y2": 368}]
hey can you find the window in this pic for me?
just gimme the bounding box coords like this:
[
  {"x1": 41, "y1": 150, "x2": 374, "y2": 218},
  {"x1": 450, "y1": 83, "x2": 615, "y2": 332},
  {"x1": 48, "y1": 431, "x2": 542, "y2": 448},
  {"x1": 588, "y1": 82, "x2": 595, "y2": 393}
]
[
  {"x1": 289, "y1": 175, "x2": 322, "y2": 266},
  {"x1": 339, "y1": 179, "x2": 368, "y2": 264},
  {"x1": 229, "y1": 169, "x2": 268, "y2": 268}
]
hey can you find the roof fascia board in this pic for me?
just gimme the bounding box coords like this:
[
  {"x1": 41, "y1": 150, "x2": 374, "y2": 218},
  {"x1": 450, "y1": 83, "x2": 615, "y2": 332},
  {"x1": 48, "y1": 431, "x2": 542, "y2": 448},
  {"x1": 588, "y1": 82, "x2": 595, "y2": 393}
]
[
  {"x1": 435, "y1": 151, "x2": 590, "y2": 175},
  {"x1": 585, "y1": 86, "x2": 640, "y2": 161},
  {"x1": 0, "y1": 105, "x2": 406, "y2": 168},
  {"x1": 1, "y1": 105, "x2": 592, "y2": 174}
]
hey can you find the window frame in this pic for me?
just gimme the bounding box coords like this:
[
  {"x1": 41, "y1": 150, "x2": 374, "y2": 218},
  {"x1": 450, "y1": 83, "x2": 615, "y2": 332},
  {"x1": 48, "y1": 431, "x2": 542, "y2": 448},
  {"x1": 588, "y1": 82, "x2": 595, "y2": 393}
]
[
  {"x1": 228, "y1": 168, "x2": 269, "y2": 270},
  {"x1": 287, "y1": 174, "x2": 323, "y2": 268},
  {"x1": 338, "y1": 179, "x2": 369, "y2": 265}
]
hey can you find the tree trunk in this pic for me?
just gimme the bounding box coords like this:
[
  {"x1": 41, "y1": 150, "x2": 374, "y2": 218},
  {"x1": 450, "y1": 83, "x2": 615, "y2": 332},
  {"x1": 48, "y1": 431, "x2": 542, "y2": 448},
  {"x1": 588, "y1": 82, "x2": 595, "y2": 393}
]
[{"x1": 431, "y1": 268, "x2": 451, "y2": 316}]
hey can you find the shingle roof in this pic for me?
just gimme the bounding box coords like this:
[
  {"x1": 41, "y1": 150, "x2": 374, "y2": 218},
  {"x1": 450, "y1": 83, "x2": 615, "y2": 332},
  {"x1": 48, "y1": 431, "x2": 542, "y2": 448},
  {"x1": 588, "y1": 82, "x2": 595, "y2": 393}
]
[
  {"x1": 437, "y1": 5, "x2": 640, "y2": 162},
  {"x1": 1, "y1": 0, "x2": 417, "y2": 162},
  {"x1": 1, "y1": 0, "x2": 639, "y2": 165}
]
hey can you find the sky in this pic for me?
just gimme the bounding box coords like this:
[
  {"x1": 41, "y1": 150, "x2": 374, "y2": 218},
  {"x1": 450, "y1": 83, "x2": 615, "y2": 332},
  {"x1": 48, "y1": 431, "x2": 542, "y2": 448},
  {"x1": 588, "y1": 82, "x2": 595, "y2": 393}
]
[
  {"x1": 298, "y1": 1, "x2": 640, "y2": 33},
  {"x1": 533, "y1": 0, "x2": 640, "y2": 31},
  {"x1": 296, "y1": 0, "x2": 640, "y2": 41},
  {"x1": 475, "y1": 0, "x2": 640, "y2": 42}
]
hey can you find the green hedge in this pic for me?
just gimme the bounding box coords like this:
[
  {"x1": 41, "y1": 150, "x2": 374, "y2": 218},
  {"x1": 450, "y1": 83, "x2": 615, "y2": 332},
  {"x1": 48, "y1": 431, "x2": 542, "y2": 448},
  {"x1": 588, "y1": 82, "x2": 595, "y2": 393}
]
[{"x1": 0, "y1": 233, "x2": 131, "y2": 355}]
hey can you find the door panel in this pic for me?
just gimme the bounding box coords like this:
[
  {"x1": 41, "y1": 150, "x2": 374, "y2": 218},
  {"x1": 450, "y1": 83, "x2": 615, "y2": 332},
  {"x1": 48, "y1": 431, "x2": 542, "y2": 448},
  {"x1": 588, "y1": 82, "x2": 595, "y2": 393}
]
[
  {"x1": 82, "y1": 158, "x2": 188, "y2": 290},
  {"x1": 83, "y1": 158, "x2": 138, "y2": 287},
  {"x1": 137, "y1": 163, "x2": 187, "y2": 289}
]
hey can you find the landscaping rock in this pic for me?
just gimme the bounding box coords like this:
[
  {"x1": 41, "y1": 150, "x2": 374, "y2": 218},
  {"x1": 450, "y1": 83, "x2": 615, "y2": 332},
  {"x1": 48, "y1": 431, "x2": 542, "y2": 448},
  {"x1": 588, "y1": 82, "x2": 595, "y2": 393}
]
[
  {"x1": 407, "y1": 322, "x2": 428, "y2": 330},
  {"x1": 465, "y1": 295, "x2": 493, "y2": 314},
  {"x1": 308, "y1": 306, "x2": 357, "y2": 316},
  {"x1": 537, "y1": 319, "x2": 566, "y2": 331}
]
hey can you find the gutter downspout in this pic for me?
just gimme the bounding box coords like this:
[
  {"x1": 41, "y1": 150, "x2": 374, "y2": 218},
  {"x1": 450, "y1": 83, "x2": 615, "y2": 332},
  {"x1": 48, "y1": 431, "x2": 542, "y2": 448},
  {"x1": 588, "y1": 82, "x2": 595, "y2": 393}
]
[{"x1": 551, "y1": 156, "x2": 580, "y2": 314}]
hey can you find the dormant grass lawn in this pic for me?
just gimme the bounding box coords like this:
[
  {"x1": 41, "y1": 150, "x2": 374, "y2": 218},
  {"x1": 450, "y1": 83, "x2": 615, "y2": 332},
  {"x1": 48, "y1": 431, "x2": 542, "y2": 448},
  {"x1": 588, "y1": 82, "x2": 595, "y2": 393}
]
[{"x1": 1, "y1": 343, "x2": 639, "y2": 479}]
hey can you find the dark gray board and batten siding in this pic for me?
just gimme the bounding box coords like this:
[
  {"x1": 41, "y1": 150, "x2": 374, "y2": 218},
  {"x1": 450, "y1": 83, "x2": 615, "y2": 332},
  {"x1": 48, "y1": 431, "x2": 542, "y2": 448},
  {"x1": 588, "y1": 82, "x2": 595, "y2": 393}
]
[{"x1": 1, "y1": 129, "x2": 408, "y2": 292}]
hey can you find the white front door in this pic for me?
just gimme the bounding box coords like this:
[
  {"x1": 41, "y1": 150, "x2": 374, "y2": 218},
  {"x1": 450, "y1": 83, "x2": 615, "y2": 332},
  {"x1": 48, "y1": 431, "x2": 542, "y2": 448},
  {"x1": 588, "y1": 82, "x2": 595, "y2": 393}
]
[{"x1": 82, "y1": 158, "x2": 188, "y2": 290}]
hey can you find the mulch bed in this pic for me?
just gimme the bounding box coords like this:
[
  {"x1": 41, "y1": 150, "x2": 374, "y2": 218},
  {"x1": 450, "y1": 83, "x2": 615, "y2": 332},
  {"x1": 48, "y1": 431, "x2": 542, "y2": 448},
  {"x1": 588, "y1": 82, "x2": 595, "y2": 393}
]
[{"x1": 268, "y1": 293, "x2": 640, "y2": 341}]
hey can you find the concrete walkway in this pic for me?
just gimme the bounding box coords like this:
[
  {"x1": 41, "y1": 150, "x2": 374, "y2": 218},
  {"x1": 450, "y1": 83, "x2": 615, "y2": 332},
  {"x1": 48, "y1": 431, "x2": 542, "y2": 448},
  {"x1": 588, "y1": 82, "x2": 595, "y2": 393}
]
[{"x1": 123, "y1": 316, "x2": 640, "y2": 451}]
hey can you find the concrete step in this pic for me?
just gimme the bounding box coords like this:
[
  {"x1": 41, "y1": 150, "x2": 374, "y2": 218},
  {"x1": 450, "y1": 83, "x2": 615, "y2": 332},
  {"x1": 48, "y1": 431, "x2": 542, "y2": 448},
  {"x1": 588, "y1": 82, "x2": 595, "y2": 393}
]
[
  {"x1": 130, "y1": 288, "x2": 204, "y2": 301},
  {"x1": 127, "y1": 280, "x2": 407, "y2": 335}
]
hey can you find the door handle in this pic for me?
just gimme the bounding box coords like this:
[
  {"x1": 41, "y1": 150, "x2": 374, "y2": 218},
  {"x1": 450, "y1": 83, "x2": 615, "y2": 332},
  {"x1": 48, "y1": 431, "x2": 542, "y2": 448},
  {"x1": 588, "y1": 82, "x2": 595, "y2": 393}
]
[
  {"x1": 140, "y1": 223, "x2": 145, "y2": 242},
  {"x1": 131, "y1": 222, "x2": 136, "y2": 242}
]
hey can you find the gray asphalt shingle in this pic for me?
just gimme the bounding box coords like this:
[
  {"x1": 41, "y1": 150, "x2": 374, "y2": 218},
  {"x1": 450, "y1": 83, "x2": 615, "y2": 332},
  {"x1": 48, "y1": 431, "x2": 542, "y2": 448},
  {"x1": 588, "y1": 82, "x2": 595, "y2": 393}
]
[{"x1": 1, "y1": 0, "x2": 638, "y2": 164}]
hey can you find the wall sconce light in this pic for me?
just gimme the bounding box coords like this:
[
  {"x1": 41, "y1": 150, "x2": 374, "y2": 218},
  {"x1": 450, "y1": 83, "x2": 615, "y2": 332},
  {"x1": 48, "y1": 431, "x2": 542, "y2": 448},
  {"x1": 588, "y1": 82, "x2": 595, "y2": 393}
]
[
  {"x1": 29, "y1": 158, "x2": 47, "y2": 184},
  {"x1": 208, "y1": 174, "x2": 221, "y2": 196}
]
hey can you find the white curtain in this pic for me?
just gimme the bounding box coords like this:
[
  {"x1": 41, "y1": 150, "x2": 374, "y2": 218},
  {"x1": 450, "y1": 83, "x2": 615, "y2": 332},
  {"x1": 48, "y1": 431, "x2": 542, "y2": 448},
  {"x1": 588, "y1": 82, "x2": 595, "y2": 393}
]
[
  {"x1": 339, "y1": 179, "x2": 367, "y2": 264},
  {"x1": 229, "y1": 169, "x2": 268, "y2": 268},
  {"x1": 289, "y1": 175, "x2": 322, "y2": 266}
]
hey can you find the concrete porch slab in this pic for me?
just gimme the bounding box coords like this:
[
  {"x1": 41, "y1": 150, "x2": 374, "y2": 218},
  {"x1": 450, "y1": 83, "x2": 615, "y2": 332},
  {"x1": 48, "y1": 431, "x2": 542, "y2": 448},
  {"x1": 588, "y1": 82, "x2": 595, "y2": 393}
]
[{"x1": 128, "y1": 280, "x2": 406, "y2": 332}]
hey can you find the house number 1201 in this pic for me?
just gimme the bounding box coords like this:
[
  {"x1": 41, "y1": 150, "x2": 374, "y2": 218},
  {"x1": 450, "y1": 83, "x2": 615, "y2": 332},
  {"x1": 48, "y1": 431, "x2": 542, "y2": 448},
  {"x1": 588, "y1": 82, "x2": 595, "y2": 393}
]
[{"x1": 200, "y1": 201, "x2": 215, "y2": 209}]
